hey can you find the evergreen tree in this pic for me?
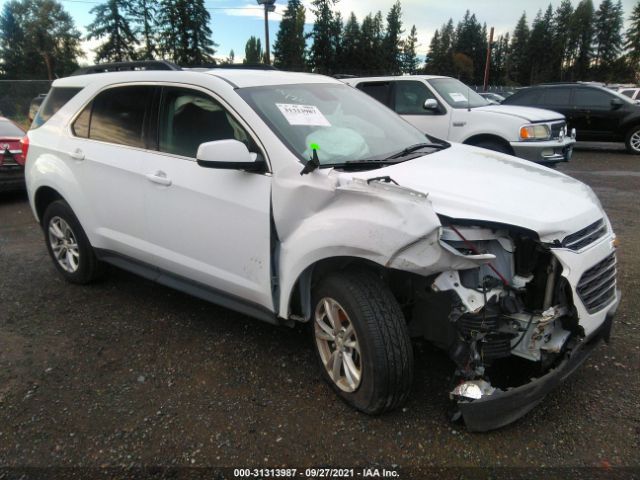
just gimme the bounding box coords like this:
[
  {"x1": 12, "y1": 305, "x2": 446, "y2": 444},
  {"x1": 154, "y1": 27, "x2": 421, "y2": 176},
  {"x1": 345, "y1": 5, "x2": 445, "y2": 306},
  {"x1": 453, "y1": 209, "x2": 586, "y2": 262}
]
[
  {"x1": 552, "y1": 0, "x2": 575, "y2": 80},
  {"x1": 509, "y1": 12, "x2": 530, "y2": 85},
  {"x1": 425, "y1": 28, "x2": 441, "y2": 73},
  {"x1": 625, "y1": 1, "x2": 640, "y2": 74},
  {"x1": 454, "y1": 11, "x2": 485, "y2": 83},
  {"x1": 331, "y1": 12, "x2": 344, "y2": 72},
  {"x1": 157, "y1": 0, "x2": 216, "y2": 66},
  {"x1": 130, "y1": 0, "x2": 158, "y2": 59},
  {"x1": 0, "y1": 0, "x2": 81, "y2": 79},
  {"x1": 357, "y1": 12, "x2": 385, "y2": 74},
  {"x1": 382, "y1": 1, "x2": 403, "y2": 75},
  {"x1": 244, "y1": 36, "x2": 263, "y2": 64},
  {"x1": 337, "y1": 12, "x2": 360, "y2": 74},
  {"x1": 0, "y1": 3, "x2": 25, "y2": 78},
  {"x1": 87, "y1": 0, "x2": 138, "y2": 63},
  {"x1": 402, "y1": 25, "x2": 419, "y2": 74},
  {"x1": 528, "y1": 6, "x2": 555, "y2": 84},
  {"x1": 272, "y1": 0, "x2": 306, "y2": 71},
  {"x1": 309, "y1": 0, "x2": 338, "y2": 74},
  {"x1": 572, "y1": 0, "x2": 594, "y2": 80},
  {"x1": 593, "y1": 0, "x2": 624, "y2": 73},
  {"x1": 489, "y1": 33, "x2": 510, "y2": 84}
]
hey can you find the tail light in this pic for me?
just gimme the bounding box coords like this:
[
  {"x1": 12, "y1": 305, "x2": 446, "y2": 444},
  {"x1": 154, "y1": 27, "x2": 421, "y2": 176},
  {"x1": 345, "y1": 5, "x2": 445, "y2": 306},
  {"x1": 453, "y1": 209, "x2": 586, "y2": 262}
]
[{"x1": 19, "y1": 135, "x2": 29, "y2": 164}]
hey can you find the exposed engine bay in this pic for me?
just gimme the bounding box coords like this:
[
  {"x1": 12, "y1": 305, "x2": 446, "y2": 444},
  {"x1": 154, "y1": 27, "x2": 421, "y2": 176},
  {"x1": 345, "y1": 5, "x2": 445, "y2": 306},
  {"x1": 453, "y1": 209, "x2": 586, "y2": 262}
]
[{"x1": 394, "y1": 221, "x2": 592, "y2": 429}]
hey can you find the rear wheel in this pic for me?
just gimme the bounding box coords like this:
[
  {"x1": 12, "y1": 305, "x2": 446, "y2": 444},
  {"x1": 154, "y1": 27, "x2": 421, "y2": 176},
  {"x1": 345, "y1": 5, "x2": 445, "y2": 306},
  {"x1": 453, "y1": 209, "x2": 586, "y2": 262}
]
[
  {"x1": 311, "y1": 270, "x2": 413, "y2": 414},
  {"x1": 624, "y1": 126, "x2": 640, "y2": 154},
  {"x1": 42, "y1": 200, "x2": 102, "y2": 284}
]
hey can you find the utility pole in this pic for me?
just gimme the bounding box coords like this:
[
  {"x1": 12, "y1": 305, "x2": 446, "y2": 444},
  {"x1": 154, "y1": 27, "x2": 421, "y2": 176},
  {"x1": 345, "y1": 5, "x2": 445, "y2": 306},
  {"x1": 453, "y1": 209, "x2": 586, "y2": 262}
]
[
  {"x1": 483, "y1": 27, "x2": 494, "y2": 92},
  {"x1": 257, "y1": 0, "x2": 276, "y2": 64}
]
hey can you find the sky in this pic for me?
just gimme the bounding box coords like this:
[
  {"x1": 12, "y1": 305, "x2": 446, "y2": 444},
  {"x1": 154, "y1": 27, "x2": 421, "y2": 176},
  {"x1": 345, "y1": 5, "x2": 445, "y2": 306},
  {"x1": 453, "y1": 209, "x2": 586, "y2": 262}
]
[{"x1": 57, "y1": 0, "x2": 639, "y2": 64}]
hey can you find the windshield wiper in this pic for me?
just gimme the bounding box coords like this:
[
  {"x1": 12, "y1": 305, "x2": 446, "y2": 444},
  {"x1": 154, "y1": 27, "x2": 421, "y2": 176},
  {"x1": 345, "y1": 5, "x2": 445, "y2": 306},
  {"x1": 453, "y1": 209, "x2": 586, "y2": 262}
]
[{"x1": 384, "y1": 142, "x2": 446, "y2": 160}]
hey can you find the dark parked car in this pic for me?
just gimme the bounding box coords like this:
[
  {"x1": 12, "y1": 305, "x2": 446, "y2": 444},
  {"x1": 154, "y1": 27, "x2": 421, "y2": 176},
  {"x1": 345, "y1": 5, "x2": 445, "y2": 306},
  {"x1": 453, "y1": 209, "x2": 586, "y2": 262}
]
[
  {"x1": 0, "y1": 116, "x2": 26, "y2": 192},
  {"x1": 503, "y1": 82, "x2": 640, "y2": 154}
]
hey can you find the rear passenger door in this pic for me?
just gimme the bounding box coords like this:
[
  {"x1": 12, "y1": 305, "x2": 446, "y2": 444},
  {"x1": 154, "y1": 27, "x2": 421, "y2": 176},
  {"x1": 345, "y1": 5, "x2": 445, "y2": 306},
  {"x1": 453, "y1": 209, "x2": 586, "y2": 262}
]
[
  {"x1": 141, "y1": 85, "x2": 274, "y2": 311},
  {"x1": 70, "y1": 85, "x2": 157, "y2": 262},
  {"x1": 572, "y1": 87, "x2": 623, "y2": 140}
]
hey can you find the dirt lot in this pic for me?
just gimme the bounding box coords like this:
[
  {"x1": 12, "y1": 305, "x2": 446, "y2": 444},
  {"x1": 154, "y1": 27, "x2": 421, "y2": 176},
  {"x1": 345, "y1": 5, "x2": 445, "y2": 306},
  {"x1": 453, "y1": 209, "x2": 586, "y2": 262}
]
[{"x1": 0, "y1": 144, "x2": 638, "y2": 478}]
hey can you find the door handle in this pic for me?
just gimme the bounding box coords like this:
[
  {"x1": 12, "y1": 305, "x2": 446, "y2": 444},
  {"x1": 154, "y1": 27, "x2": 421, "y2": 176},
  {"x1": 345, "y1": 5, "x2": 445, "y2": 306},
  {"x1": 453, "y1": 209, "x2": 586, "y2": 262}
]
[
  {"x1": 69, "y1": 148, "x2": 84, "y2": 161},
  {"x1": 146, "y1": 171, "x2": 172, "y2": 186}
]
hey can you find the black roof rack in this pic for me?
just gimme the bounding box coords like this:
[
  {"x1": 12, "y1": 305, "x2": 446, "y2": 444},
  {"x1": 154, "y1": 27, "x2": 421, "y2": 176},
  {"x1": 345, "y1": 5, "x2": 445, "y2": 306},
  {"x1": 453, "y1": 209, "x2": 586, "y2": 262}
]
[
  {"x1": 207, "y1": 63, "x2": 279, "y2": 70},
  {"x1": 72, "y1": 60, "x2": 181, "y2": 76}
]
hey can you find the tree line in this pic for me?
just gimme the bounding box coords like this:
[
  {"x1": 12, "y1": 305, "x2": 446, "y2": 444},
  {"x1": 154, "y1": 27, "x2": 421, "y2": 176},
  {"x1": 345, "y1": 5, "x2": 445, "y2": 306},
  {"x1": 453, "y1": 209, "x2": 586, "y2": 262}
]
[
  {"x1": 1, "y1": 0, "x2": 640, "y2": 84},
  {"x1": 427, "y1": 0, "x2": 640, "y2": 85}
]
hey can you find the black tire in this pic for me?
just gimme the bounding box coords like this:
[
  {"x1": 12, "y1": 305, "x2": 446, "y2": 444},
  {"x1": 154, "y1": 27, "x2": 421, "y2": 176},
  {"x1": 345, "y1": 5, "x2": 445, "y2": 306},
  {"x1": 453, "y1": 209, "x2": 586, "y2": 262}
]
[
  {"x1": 624, "y1": 125, "x2": 640, "y2": 154},
  {"x1": 310, "y1": 270, "x2": 413, "y2": 414},
  {"x1": 473, "y1": 140, "x2": 512, "y2": 155},
  {"x1": 42, "y1": 200, "x2": 102, "y2": 284}
]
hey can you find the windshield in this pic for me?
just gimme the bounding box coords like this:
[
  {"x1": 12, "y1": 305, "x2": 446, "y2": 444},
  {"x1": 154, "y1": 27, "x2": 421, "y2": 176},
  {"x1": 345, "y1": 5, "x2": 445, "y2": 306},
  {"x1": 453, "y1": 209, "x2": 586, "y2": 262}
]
[
  {"x1": 237, "y1": 83, "x2": 432, "y2": 166},
  {"x1": 428, "y1": 78, "x2": 489, "y2": 109}
]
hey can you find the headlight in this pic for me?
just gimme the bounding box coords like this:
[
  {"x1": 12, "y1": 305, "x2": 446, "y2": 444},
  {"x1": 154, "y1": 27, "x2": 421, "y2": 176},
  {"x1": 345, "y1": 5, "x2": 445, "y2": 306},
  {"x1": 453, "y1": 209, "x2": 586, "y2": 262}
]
[{"x1": 519, "y1": 124, "x2": 551, "y2": 141}]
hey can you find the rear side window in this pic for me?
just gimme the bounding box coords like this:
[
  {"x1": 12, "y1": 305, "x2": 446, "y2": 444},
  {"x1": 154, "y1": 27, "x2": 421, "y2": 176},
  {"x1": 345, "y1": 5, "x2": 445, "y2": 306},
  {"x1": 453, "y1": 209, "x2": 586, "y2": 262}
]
[
  {"x1": 505, "y1": 88, "x2": 541, "y2": 105},
  {"x1": 72, "y1": 86, "x2": 155, "y2": 148},
  {"x1": 620, "y1": 89, "x2": 634, "y2": 98},
  {"x1": 357, "y1": 82, "x2": 392, "y2": 107},
  {"x1": 32, "y1": 87, "x2": 82, "y2": 129},
  {"x1": 574, "y1": 88, "x2": 613, "y2": 108},
  {"x1": 540, "y1": 88, "x2": 571, "y2": 106}
]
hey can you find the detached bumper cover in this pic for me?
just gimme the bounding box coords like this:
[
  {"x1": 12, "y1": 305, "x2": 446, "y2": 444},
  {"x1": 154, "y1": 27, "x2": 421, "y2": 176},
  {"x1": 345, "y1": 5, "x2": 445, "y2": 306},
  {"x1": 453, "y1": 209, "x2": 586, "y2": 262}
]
[
  {"x1": 510, "y1": 137, "x2": 576, "y2": 165},
  {"x1": 459, "y1": 290, "x2": 619, "y2": 432}
]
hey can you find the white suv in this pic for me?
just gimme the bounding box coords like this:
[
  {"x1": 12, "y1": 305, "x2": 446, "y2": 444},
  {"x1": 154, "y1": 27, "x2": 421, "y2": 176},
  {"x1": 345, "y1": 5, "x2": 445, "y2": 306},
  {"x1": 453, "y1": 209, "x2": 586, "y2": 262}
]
[
  {"x1": 343, "y1": 76, "x2": 576, "y2": 165},
  {"x1": 24, "y1": 63, "x2": 619, "y2": 431}
]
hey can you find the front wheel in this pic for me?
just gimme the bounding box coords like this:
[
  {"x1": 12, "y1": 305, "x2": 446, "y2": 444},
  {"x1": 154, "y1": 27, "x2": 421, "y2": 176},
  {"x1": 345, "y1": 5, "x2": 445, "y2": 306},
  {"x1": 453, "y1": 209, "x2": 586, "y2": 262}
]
[
  {"x1": 311, "y1": 270, "x2": 413, "y2": 414},
  {"x1": 625, "y1": 126, "x2": 640, "y2": 154}
]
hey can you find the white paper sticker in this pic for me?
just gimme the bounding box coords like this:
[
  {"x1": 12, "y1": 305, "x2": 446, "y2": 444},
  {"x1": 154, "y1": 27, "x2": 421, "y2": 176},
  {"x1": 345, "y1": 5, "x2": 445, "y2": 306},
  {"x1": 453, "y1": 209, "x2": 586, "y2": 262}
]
[
  {"x1": 276, "y1": 103, "x2": 331, "y2": 126},
  {"x1": 449, "y1": 92, "x2": 467, "y2": 102}
]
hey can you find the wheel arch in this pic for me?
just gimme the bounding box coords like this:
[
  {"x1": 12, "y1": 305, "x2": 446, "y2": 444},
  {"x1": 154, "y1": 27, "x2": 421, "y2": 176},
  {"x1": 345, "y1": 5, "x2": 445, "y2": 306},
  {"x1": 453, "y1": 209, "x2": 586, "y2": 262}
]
[
  {"x1": 34, "y1": 186, "x2": 66, "y2": 224},
  {"x1": 285, "y1": 256, "x2": 387, "y2": 322},
  {"x1": 463, "y1": 133, "x2": 514, "y2": 155}
]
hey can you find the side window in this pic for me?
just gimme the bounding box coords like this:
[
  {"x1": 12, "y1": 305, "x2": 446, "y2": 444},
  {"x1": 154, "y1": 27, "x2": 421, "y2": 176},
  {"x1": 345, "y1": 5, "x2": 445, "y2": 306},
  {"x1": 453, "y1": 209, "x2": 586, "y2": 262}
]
[
  {"x1": 574, "y1": 88, "x2": 613, "y2": 108},
  {"x1": 158, "y1": 87, "x2": 251, "y2": 158},
  {"x1": 82, "y1": 86, "x2": 154, "y2": 148},
  {"x1": 32, "y1": 87, "x2": 82, "y2": 129},
  {"x1": 620, "y1": 89, "x2": 634, "y2": 98},
  {"x1": 357, "y1": 82, "x2": 392, "y2": 107},
  {"x1": 540, "y1": 88, "x2": 571, "y2": 106},
  {"x1": 509, "y1": 89, "x2": 541, "y2": 105},
  {"x1": 394, "y1": 81, "x2": 438, "y2": 115}
]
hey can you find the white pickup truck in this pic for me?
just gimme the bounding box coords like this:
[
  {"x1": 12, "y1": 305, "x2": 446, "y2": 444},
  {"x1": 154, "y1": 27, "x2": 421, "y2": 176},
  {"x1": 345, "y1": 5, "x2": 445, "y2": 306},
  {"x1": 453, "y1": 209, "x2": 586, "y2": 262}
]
[{"x1": 343, "y1": 75, "x2": 576, "y2": 165}]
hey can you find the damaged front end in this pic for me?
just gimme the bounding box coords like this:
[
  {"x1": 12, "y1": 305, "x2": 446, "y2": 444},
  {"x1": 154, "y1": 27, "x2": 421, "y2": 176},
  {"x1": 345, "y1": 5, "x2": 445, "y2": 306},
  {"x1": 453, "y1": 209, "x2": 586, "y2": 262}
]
[{"x1": 404, "y1": 221, "x2": 618, "y2": 432}]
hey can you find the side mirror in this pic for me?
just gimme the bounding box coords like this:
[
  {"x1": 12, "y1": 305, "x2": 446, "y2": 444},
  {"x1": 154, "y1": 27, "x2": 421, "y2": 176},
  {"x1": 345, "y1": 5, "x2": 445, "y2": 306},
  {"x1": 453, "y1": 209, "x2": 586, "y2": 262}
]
[
  {"x1": 424, "y1": 98, "x2": 439, "y2": 110},
  {"x1": 611, "y1": 98, "x2": 624, "y2": 109},
  {"x1": 196, "y1": 139, "x2": 265, "y2": 172}
]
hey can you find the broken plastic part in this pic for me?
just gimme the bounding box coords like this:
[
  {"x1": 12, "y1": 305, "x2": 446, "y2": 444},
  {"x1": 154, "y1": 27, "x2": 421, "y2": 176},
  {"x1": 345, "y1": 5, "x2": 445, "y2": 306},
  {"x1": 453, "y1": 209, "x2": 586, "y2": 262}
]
[{"x1": 451, "y1": 379, "x2": 496, "y2": 401}]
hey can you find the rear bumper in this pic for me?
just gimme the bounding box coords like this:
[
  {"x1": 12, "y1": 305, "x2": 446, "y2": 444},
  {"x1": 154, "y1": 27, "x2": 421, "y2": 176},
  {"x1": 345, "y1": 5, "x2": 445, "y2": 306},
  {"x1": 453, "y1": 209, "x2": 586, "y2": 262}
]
[
  {"x1": 0, "y1": 167, "x2": 25, "y2": 192},
  {"x1": 458, "y1": 289, "x2": 620, "y2": 432},
  {"x1": 510, "y1": 136, "x2": 576, "y2": 165}
]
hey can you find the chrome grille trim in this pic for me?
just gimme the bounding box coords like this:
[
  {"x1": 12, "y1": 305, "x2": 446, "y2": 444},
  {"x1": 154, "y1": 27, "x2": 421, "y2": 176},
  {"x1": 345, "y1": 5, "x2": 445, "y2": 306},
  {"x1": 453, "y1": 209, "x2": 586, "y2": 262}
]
[
  {"x1": 562, "y1": 219, "x2": 607, "y2": 250},
  {"x1": 550, "y1": 121, "x2": 566, "y2": 139},
  {"x1": 577, "y1": 253, "x2": 617, "y2": 314}
]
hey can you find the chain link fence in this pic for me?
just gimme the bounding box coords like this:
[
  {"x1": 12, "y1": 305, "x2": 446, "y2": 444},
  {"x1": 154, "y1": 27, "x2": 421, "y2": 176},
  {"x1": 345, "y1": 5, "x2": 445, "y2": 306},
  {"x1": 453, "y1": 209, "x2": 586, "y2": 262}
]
[{"x1": 0, "y1": 80, "x2": 52, "y2": 129}]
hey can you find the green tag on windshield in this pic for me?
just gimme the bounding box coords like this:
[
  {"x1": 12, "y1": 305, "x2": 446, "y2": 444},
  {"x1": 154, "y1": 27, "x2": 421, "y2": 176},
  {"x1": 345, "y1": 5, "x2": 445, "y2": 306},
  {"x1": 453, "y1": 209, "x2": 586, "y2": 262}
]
[{"x1": 310, "y1": 143, "x2": 320, "y2": 151}]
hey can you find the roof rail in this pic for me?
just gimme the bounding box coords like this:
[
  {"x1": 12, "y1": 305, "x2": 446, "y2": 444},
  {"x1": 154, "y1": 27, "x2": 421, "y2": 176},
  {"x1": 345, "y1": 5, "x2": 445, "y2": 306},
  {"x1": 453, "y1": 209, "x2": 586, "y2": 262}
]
[
  {"x1": 72, "y1": 60, "x2": 181, "y2": 76},
  {"x1": 207, "y1": 63, "x2": 279, "y2": 70}
]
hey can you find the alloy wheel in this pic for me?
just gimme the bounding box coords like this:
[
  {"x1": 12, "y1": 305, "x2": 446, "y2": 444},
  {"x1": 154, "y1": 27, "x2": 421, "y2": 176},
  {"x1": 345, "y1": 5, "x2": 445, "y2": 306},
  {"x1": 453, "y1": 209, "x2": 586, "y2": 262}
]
[{"x1": 48, "y1": 216, "x2": 80, "y2": 273}]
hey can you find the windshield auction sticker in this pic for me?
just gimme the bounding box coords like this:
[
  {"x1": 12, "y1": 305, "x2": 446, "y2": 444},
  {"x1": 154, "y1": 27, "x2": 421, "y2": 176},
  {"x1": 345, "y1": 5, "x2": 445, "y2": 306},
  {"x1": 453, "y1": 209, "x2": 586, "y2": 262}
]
[
  {"x1": 276, "y1": 103, "x2": 331, "y2": 126},
  {"x1": 448, "y1": 92, "x2": 467, "y2": 102}
]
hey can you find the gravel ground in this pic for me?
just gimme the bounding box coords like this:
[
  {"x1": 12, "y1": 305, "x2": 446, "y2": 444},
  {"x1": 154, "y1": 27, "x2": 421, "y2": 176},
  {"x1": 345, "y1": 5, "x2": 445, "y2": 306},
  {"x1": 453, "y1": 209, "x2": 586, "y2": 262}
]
[{"x1": 0, "y1": 145, "x2": 638, "y2": 478}]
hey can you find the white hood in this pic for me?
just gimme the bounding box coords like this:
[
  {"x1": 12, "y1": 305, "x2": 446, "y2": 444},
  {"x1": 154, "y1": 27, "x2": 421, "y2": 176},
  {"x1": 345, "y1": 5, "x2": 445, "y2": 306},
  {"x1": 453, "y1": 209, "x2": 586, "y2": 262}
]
[
  {"x1": 349, "y1": 144, "x2": 603, "y2": 243},
  {"x1": 474, "y1": 104, "x2": 565, "y2": 123}
]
